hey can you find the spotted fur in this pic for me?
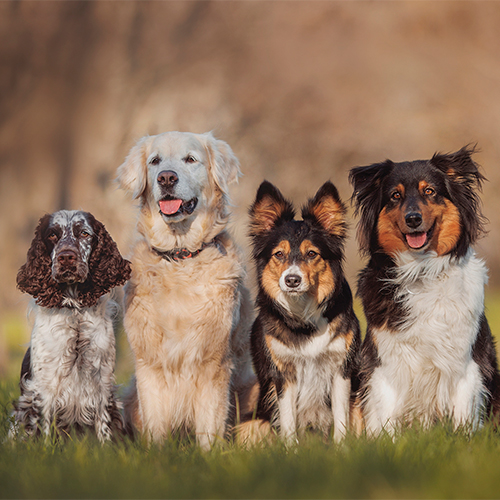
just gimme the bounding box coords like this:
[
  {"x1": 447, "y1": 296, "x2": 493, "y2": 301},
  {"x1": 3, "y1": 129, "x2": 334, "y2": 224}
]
[{"x1": 12, "y1": 210, "x2": 131, "y2": 442}]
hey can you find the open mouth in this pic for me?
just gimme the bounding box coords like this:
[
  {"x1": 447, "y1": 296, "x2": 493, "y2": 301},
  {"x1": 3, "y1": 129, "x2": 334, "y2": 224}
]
[
  {"x1": 158, "y1": 197, "x2": 198, "y2": 217},
  {"x1": 404, "y1": 224, "x2": 434, "y2": 250}
]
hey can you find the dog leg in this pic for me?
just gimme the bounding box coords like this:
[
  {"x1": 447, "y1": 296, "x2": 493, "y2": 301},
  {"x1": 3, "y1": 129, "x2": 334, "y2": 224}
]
[
  {"x1": 194, "y1": 371, "x2": 231, "y2": 451},
  {"x1": 11, "y1": 386, "x2": 43, "y2": 438},
  {"x1": 277, "y1": 382, "x2": 298, "y2": 444},
  {"x1": 135, "y1": 361, "x2": 171, "y2": 442},
  {"x1": 331, "y1": 373, "x2": 350, "y2": 442},
  {"x1": 94, "y1": 401, "x2": 115, "y2": 443},
  {"x1": 363, "y1": 369, "x2": 400, "y2": 436},
  {"x1": 451, "y1": 361, "x2": 485, "y2": 431}
]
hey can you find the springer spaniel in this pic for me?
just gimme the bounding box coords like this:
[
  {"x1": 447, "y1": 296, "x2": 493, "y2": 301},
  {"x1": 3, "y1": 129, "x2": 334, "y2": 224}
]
[{"x1": 12, "y1": 210, "x2": 131, "y2": 442}]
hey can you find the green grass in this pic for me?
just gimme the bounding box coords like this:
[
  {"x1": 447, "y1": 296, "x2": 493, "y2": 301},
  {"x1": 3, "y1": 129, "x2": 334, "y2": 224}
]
[
  {"x1": 2, "y1": 377, "x2": 500, "y2": 499},
  {"x1": 2, "y1": 291, "x2": 500, "y2": 499}
]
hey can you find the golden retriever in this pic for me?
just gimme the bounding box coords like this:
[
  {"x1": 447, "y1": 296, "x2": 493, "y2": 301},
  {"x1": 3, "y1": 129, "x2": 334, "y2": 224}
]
[{"x1": 117, "y1": 131, "x2": 254, "y2": 449}]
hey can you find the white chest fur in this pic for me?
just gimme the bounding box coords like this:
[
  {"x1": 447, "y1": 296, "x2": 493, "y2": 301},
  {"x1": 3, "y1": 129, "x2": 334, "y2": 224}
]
[
  {"x1": 269, "y1": 321, "x2": 350, "y2": 438},
  {"x1": 27, "y1": 298, "x2": 117, "y2": 430},
  {"x1": 364, "y1": 250, "x2": 488, "y2": 433}
]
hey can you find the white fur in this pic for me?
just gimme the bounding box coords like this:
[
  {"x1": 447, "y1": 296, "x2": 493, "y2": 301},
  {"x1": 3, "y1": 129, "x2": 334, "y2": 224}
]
[
  {"x1": 276, "y1": 266, "x2": 324, "y2": 324},
  {"x1": 14, "y1": 297, "x2": 120, "y2": 442},
  {"x1": 363, "y1": 249, "x2": 488, "y2": 434},
  {"x1": 269, "y1": 321, "x2": 351, "y2": 442},
  {"x1": 50, "y1": 211, "x2": 94, "y2": 267}
]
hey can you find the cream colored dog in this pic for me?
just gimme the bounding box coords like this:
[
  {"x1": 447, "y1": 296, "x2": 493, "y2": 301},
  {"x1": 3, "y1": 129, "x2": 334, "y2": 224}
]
[{"x1": 117, "y1": 131, "x2": 254, "y2": 449}]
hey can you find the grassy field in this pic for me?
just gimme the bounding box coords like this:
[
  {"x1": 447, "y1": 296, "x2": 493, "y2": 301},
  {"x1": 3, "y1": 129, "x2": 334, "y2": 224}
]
[
  {"x1": 2, "y1": 292, "x2": 500, "y2": 498},
  {"x1": 2, "y1": 383, "x2": 500, "y2": 499}
]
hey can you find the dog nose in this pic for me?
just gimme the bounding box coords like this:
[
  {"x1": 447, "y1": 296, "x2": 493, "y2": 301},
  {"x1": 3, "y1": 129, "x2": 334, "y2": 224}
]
[
  {"x1": 157, "y1": 170, "x2": 179, "y2": 188},
  {"x1": 285, "y1": 274, "x2": 302, "y2": 288},
  {"x1": 57, "y1": 250, "x2": 77, "y2": 265},
  {"x1": 405, "y1": 212, "x2": 423, "y2": 229}
]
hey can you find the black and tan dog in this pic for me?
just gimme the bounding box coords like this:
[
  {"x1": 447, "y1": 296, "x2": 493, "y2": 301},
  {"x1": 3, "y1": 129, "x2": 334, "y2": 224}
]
[
  {"x1": 243, "y1": 181, "x2": 360, "y2": 443},
  {"x1": 349, "y1": 146, "x2": 500, "y2": 434}
]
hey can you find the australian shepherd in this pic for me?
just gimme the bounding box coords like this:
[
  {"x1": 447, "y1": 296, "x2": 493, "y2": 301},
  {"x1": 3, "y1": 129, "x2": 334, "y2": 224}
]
[
  {"x1": 349, "y1": 146, "x2": 500, "y2": 434},
  {"x1": 245, "y1": 181, "x2": 360, "y2": 442}
]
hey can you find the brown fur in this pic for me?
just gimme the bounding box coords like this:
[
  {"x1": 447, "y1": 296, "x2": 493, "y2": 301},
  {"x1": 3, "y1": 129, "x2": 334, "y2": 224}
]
[
  {"x1": 17, "y1": 213, "x2": 131, "y2": 308},
  {"x1": 377, "y1": 189, "x2": 461, "y2": 257}
]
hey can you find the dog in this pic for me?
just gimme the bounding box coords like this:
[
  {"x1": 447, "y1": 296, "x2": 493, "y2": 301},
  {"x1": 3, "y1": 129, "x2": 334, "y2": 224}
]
[
  {"x1": 349, "y1": 145, "x2": 500, "y2": 435},
  {"x1": 13, "y1": 210, "x2": 131, "y2": 442},
  {"x1": 243, "y1": 180, "x2": 360, "y2": 443},
  {"x1": 116, "y1": 131, "x2": 254, "y2": 449}
]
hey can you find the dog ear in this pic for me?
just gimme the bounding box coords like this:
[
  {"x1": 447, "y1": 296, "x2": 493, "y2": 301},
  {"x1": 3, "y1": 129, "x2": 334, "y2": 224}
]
[
  {"x1": 249, "y1": 181, "x2": 295, "y2": 238},
  {"x1": 17, "y1": 214, "x2": 65, "y2": 308},
  {"x1": 349, "y1": 161, "x2": 393, "y2": 254},
  {"x1": 116, "y1": 136, "x2": 153, "y2": 199},
  {"x1": 78, "y1": 214, "x2": 132, "y2": 308},
  {"x1": 431, "y1": 145, "x2": 487, "y2": 252},
  {"x1": 431, "y1": 145, "x2": 485, "y2": 190},
  {"x1": 203, "y1": 133, "x2": 241, "y2": 196},
  {"x1": 302, "y1": 181, "x2": 346, "y2": 239}
]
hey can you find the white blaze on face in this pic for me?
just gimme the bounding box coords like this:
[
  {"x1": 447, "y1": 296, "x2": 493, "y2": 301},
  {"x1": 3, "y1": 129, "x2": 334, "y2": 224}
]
[
  {"x1": 49, "y1": 210, "x2": 95, "y2": 282},
  {"x1": 279, "y1": 264, "x2": 308, "y2": 294}
]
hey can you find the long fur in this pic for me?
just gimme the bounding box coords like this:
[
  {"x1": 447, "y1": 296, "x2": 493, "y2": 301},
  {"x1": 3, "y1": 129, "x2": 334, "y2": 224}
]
[
  {"x1": 349, "y1": 146, "x2": 500, "y2": 434},
  {"x1": 12, "y1": 210, "x2": 131, "y2": 442},
  {"x1": 243, "y1": 181, "x2": 360, "y2": 444},
  {"x1": 117, "y1": 131, "x2": 254, "y2": 450}
]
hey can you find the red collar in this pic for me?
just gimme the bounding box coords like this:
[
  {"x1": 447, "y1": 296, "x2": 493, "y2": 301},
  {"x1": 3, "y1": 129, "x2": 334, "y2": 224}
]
[{"x1": 152, "y1": 234, "x2": 227, "y2": 262}]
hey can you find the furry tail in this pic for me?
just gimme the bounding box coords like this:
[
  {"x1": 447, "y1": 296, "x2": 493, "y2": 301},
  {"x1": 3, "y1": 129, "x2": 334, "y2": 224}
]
[{"x1": 234, "y1": 418, "x2": 274, "y2": 447}]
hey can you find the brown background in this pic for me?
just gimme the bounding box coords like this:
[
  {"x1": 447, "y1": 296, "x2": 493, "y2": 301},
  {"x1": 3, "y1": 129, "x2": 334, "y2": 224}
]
[{"x1": 2, "y1": 1, "x2": 500, "y2": 372}]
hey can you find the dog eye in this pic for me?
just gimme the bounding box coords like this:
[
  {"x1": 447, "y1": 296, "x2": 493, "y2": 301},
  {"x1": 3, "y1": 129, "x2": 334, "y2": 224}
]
[
  {"x1": 424, "y1": 187, "x2": 435, "y2": 196},
  {"x1": 149, "y1": 156, "x2": 161, "y2": 166},
  {"x1": 184, "y1": 155, "x2": 197, "y2": 164},
  {"x1": 47, "y1": 233, "x2": 58, "y2": 242},
  {"x1": 80, "y1": 230, "x2": 91, "y2": 238},
  {"x1": 391, "y1": 191, "x2": 401, "y2": 201},
  {"x1": 307, "y1": 250, "x2": 318, "y2": 259},
  {"x1": 274, "y1": 251, "x2": 285, "y2": 259}
]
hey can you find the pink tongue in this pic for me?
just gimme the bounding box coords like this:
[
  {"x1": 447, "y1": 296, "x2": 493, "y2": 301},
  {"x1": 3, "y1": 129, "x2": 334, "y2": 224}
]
[
  {"x1": 406, "y1": 232, "x2": 427, "y2": 249},
  {"x1": 159, "y1": 199, "x2": 183, "y2": 215}
]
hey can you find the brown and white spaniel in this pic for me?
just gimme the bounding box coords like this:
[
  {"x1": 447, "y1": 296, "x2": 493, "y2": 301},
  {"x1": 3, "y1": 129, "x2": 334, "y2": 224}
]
[{"x1": 12, "y1": 210, "x2": 131, "y2": 442}]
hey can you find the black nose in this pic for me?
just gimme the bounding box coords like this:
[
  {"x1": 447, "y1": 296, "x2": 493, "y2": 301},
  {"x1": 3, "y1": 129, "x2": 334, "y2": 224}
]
[
  {"x1": 285, "y1": 274, "x2": 302, "y2": 288},
  {"x1": 157, "y1": 170, "x2": 179, "y2": 188},
  {"x1": 405, "y1": 212, "x2": 423, "y2": 229},
  {"x1": 57, "y1": 250, "x2": 77, "y2": 265}
]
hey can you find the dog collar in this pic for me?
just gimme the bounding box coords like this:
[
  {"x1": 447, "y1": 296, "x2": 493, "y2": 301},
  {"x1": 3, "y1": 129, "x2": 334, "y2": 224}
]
[{"x1": 152, "y1": 234, "x2": 227, "y2": 262}]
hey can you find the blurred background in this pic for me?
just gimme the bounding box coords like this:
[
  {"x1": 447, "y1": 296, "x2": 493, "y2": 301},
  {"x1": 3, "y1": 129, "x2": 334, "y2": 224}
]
[{"x1": 2, "y1": 0, "x2": 500, "y2": 378}]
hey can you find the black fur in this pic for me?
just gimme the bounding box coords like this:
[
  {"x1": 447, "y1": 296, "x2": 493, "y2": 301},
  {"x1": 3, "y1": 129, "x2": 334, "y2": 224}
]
[
  {"x1": 349, "y1": 146, "x2": 500, "y2": 427},
  {"x1": 248, "y1": 181, "x2": 360, "y2": 436}
]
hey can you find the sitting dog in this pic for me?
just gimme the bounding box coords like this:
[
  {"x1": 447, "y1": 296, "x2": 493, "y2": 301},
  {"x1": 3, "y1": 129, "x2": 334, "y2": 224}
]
[
  {"x1": 244, "y1": 181, "x2": 360, "y2": 443},
  {"x1": 117, "y1": 131, "x2": 254, "y2": 449},
  {"x1": 13, "y1": 210, "x2": 131, "y2": 442},
  {"x1": 349, "y1": 146, "x2": 500, "y2": 434}
]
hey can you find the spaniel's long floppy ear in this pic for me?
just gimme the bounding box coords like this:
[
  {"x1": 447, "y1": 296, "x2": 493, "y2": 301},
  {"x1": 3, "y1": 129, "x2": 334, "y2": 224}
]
[
  {"x1": 302, "y1": 181, "x2": 347, "y2": 241},
  {"x1": 349, "y1": 160, "x2": 393, "y2": 254},
  {"x1": 431, "y1": 145, "x2": 486, "y2": 254},
  {"x1": 78, "y1": 214, "x2": 132, "y2": 308},
  {"x1": 116, "y1": 136, "x2": 153, "y2": 199},
  {"x1": 203, "y1": 132, "x2": 241, "y2": 196},
  {"x1": 17, "y1": 214, "x2": 65, "y2": 308}
]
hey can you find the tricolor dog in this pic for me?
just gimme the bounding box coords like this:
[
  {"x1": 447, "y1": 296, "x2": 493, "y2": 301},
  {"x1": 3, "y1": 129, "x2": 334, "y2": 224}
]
[
  {"x1": 349, "y1": 146, "x2": 500, "y2": 434},
  {"x1": 245, "y1": 181, "x2": 360, "y2": 443}
]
